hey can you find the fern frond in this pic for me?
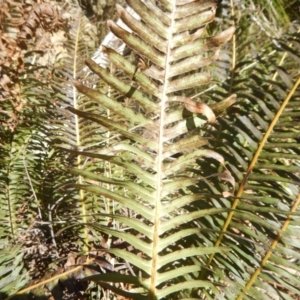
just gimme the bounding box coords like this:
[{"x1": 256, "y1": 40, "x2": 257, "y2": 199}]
[
  {"x1": 69, "y1": 1, "x2": 235, "y2": 298},
  {"x1": 201, "y1": 2, "x2": 300, "y2": 298},
  {"x1": 0, "y1": 244, "x2": 29, "y2": 296}
]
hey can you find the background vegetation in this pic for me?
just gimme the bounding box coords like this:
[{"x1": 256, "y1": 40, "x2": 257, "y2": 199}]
[{"x1": 0, "y1": 0, "x2": 299, "y2": 299}]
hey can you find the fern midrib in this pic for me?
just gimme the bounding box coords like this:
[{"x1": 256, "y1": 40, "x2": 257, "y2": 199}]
[
  {"x1": 150, "y1": 3, "x2": 176, "y2": 298},
  {"x1": 73, "y1": 16, "x2": 88, "y2": 251}
]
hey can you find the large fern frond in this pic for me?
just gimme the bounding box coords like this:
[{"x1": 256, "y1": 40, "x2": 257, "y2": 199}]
[
  {"x1": 199, "y1": 1, "x2": 300, "y2": 299},
  {"x1": 68, "y1": 1, "x2": 236, "y2": 298}
]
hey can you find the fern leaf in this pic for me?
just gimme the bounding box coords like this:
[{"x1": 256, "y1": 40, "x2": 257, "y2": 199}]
[{"x1": 70, "y1": 1, "x2": 235, "y2": 298}]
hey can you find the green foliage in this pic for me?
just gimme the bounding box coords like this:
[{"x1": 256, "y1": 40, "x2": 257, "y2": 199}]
[{"x1": 0, "y1": 245, "x2": 29, "y2": 295}]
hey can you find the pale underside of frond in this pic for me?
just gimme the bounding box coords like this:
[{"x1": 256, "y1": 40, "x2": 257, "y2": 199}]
[{"x1": 69, "y1": 1, "x2": 237, "y2": 298}]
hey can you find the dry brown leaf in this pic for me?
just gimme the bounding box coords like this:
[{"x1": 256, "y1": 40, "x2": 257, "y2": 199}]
[{"x1": 170, "y1": 96, "x2": 216, "y2": 123}]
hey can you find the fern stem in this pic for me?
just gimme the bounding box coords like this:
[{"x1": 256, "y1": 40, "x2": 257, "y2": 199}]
[
  {"x1": 73, "y1": 16, "x2": 89, "y2": 252},
  {"x1": 23, "y1": 136, "x2": 42, "y2": 219},
  {"x1": 229, "y1": 0, "x2": 236, "y2": 94}
]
